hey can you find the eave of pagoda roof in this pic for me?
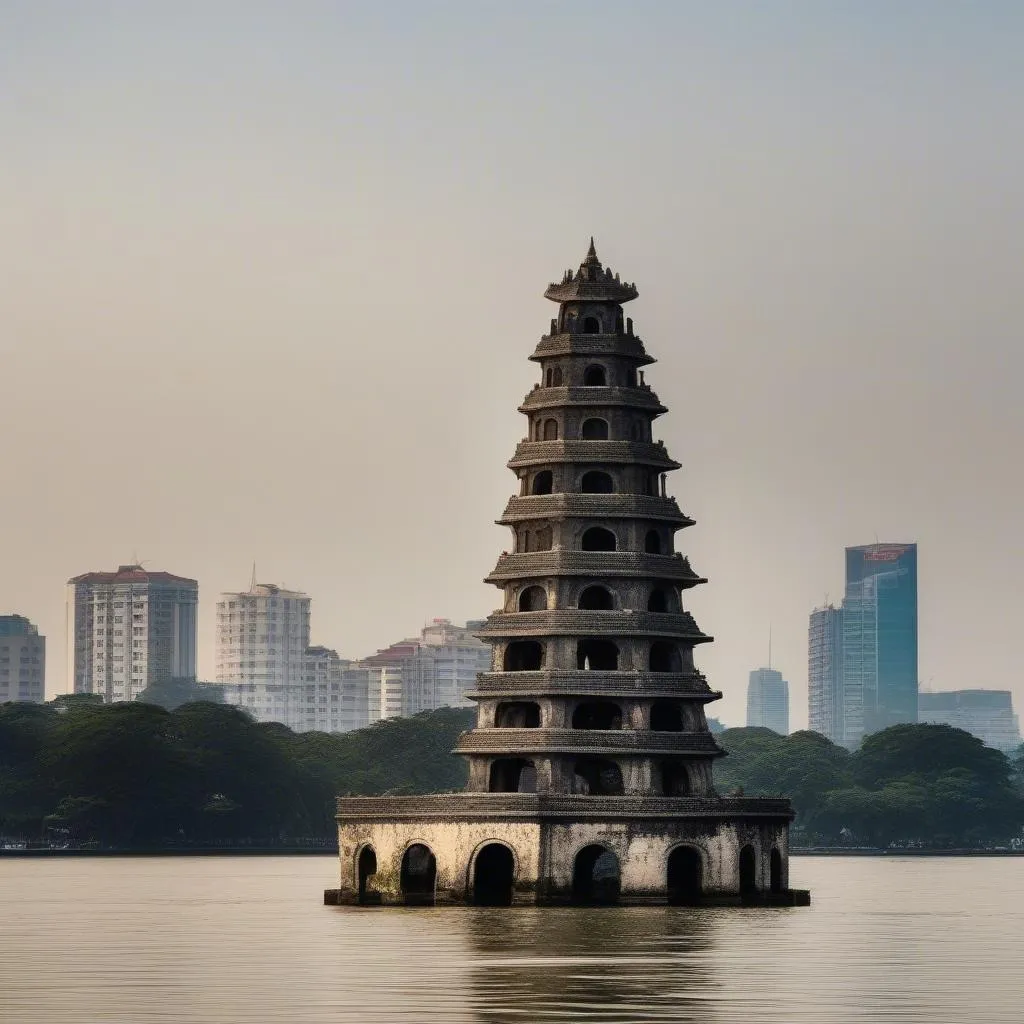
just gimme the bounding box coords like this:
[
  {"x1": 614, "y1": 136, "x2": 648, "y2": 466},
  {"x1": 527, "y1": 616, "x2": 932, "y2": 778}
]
[{"x1": 544, "y1": 238, "x2": 639, "y2": 304}]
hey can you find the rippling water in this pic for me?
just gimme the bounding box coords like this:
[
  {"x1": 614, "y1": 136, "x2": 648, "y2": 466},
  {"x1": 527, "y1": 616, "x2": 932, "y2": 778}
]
[{"x1": 0, "y1": 855, "x2": 1020, "y2": 1023}]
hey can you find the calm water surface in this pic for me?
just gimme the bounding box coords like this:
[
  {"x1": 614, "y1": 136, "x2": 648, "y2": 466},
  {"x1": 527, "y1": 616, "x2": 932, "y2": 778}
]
[{"x1": 0, "y1": 855, "x2": 1020, "y2": 1023}]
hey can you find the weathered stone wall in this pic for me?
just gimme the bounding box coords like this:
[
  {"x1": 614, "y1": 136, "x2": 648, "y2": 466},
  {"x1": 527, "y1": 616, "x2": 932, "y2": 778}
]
[{"x1": 335, "y1": 813, "x2": 789, "y2": 906}]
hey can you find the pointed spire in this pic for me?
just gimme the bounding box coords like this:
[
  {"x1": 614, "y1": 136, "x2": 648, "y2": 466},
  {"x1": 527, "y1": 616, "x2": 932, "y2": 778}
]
[{"x1": 586, "y1": 235, "x2": 597, "y2": 260}]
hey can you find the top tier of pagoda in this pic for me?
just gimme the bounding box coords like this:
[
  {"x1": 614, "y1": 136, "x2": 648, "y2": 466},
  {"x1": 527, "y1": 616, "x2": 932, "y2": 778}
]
[{"x1": 543, "y1": 238, "x2": 639, "y2": 305}]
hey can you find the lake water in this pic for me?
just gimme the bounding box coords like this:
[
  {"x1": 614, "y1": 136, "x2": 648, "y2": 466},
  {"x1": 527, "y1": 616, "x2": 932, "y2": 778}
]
[{"x1": 0, "y1": 855, "x2": 1020, "y2": 1023}]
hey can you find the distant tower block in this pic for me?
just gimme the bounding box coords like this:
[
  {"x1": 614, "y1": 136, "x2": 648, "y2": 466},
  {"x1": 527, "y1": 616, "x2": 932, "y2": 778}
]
[{"x1": 329, "y1": 241, "x2": 808, "y2": 907}]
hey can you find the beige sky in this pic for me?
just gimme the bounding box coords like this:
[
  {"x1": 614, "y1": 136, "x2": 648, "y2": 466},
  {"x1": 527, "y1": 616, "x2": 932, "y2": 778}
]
[{"x1": 1, "y1": 3, "x2": 1022, "y2": 727}]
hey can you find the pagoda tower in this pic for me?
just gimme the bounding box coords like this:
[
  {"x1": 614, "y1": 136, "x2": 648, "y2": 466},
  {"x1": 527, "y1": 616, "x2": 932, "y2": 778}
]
[{"x1": 329, "y1": 242, "x2": 808, "y2": 908}]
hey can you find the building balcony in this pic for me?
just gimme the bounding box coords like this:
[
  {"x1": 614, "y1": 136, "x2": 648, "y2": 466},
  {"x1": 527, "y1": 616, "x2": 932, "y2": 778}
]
[
  {"x1": 484, "y1": 551, "x2": 706, "y2": 586},
  {"x1": 528, "y1": 333, "x2": 654, "y2": 364},
  {"x1": 508, "y1": 439, "x2": 680, "y2": 470},
  {"x1": 498, "y1": 492, "x2": 694, "y2": 526},
  {"x1": 453, "y1": 727, "x2": 722, "y2": 757},
  {"x1": 475, "y1": 610, "x2": 709, "y2": 642},
  {"x1": 468, "y1": 669, "x2": 718, "y2": 700},
  {"x1": 518, "y1": 386, "x2": 666, "y2": 415}
]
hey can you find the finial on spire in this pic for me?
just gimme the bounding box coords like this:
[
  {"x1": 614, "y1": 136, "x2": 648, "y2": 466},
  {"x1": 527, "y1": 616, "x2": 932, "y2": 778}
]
[{"x1": 587, "y1": 235, "x2": 597, "y2": 259}]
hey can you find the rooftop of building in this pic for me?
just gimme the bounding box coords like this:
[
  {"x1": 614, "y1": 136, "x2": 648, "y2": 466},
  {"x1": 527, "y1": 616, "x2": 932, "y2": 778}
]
[
  {"x1": 219, "y1": 583, "x2": 310, "y2": 600},
  {"x1": 69, "y1": 564, "x2": 198, "y2": 586},
  {"x1": 0, "y1": 614, "x2": 40, "y2": 636},
  {"x1": 543, "y1": 239, "x2": 639, "y2": 305}
]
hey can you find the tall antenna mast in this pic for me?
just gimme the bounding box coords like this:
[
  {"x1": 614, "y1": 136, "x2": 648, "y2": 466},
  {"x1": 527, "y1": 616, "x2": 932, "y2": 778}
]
[{"x1": 250, "y1": 562, "x2": 257, "y2": 591}]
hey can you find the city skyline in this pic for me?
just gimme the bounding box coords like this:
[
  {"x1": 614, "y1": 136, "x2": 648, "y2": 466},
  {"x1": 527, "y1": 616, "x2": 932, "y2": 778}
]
[{"x1": 2, "y1": 4, "x2": 1022, "y2": 728}]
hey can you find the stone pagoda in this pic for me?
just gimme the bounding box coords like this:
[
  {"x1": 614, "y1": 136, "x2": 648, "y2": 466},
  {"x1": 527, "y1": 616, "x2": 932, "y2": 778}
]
[{"x1": 328, "y1": 241, "x2": 808, "y2": 907}]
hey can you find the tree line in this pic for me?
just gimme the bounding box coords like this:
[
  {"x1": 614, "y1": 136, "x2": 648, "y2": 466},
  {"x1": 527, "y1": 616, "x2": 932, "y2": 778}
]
[{"x1": 0, "y1": 693, "x2": 1020, "y2": 849}]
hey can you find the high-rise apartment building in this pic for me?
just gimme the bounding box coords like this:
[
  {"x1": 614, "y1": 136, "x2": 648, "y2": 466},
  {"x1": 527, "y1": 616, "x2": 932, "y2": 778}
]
[
  {"x1": 745, "y1": 667, "x2": 789, "y2": 734},
  {"x1": 808, "y1": 605, "x2": 844, "y2": 743},
  {"x1": 0, "y1": 615, "x2": 46, "y2": 704},
  {"x1": 365, "y1": 618, "x2": 490, "y2": 717},
  {"x1": 219, "y1": 617, "x2": 489, "y2": 734},
  {"x1": 842, "y1": 543, "x2": 918, "y2": 747},
  {"x1": 215, "y1": 583, "x2": 311, "y2": 687},
  {"x1": 67, "y1": 566, "x2": 197, "y2": 702},
  {"x1": 919, "y1": 690, "x2": 1021, "y2": 754}
]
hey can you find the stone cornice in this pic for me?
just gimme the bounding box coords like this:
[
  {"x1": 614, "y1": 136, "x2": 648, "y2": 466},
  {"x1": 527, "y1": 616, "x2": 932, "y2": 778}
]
[
  {"x1": 519, "y1": 385, "x2": 666, "y2": 415},
  {"x1": 336, "y1": 792, "x2": 795, "y2": 822},
  {"x1": 498, "y1": 493, "x2": 694, "y2": 527},
  {"x1": 508, "y1": 439, "x2": 680, "y2": 470},
  {"x1": 484, "y1": 551, "x2": 707, "y2": 586},
  {"x1": 475, "y1": 609, "x2": 711, "y2": 643},
  {"x1": 452, "y1": 727, "x2": 722, "y2": 756}
]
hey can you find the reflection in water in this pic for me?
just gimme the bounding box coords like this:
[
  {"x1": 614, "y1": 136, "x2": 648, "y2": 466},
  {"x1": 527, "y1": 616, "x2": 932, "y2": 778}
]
[
  {"x1": 0, "y1": 856, "x2": 1021, "y2": 1023},
  {"x1": 466, "y1": 907, "x2": 721, "y2": 1023}
]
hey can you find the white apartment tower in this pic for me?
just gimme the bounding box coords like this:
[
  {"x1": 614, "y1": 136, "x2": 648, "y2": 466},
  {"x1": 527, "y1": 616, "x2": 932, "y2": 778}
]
[
  {"x1": 67, "y1": 566, "x2": 198, "y2": 702},
  {"x1": 215, "y1": 583, "x2": 311, "y2": 687}
]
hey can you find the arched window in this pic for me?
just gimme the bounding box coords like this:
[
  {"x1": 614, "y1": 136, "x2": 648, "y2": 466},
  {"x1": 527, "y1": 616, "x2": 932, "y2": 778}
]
[
  {"x1": 534, "y1": 526, "x2": 553, "y2": 551},
  {"x1": 400, "y1": 843, "x2": 437, "y2": 905},
  {"x1": 531, "y1": 470, "x2": 553, "y2": 495},
  {"x1": 667, "y1": 846, "x2": 702, "y2": 906},
  {"x1": 647, "y1": 588, "x2": 671, "y2": 613},
  {"x1": 649, "y1": 641, "x2": 682, "y2": 673},
  {"x1": 660, "y1": 760, "x2": 690, "y2": 796},
  {"x1": 770, "y1": 848, "x2": 783, "y2": 894},
  {"x1": 552, "y1": 366, "x2": 563, "y2": 386},
  {"x1": 357, "y1": 845, "x2": 378, "y2": 905},
  {"x1": 472, "y1": 843, "x2": 515, "y2": 907},
  {"x1": 495, "y1": 701, "x2": 541, "y2": 728},
  {"x1": 542, "y1": 418, "x2": 559, "y2": 441},
  {"x1": 582, "y1": 316, "x2": 601, "y2": 334},
  {"x1": 583, "y1": 364, "x2": 607, "y2": 386},
  {"x1": 504, "y1": 641, "x2": 544, "y2": 671},
  {"x1": 646, "y1": 473, "x2": 660, "y2": 496},
  {"x1": 645, "y1": 530, "x2": 663, "y2": 554},
  {"x1": 651, "y1": 700, "x2": 685, "y2": 732},
  {"x1": 578, "y1": 585, "x2": 613, "y2": 610},
  {"x1": 580, "y1": 471, "x2": 614, "y2": 494},
  {"x1": 581, "y1": 526, "x2": 616, "y2": 552},
  {"x1": 580, "y1": 418, "x2": 609, "y2": 440},
  {"x1": 517, "y1": 586, "x2": 546, "y2": 612},
  {"x1": 489, "y1": 758, "x2": 537, "y2": 793},
  {"x1": 572, "y1": 701, "x2": 622, "y2": 730},
  {"x1": 739, "y1": 845, "x2": 758, "y2": 901},
  {"x1": 572, "y1": 759, "x2": 624, "y2": 796},
  {"x1": 545, "y1": 368, "x2": 553, "y2": 387},
  {"x1": 576, "y1": 638, "x2": 619, "y2": 671},
  {"x1": 572, "y1": 844, "x2": 620, "y2": 904}
]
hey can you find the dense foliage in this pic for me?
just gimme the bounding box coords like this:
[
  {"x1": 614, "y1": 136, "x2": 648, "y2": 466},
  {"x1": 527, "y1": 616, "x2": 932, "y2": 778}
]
[
  {"x1": 1, "y1": 696, "x2": 1020, "y2": 849},
  {"x1": 0, "y1": 698, "x2": 472, "y2": 847},
  {"x1": 716, "y1": 724, "x2": 1023, "y2": 848}
]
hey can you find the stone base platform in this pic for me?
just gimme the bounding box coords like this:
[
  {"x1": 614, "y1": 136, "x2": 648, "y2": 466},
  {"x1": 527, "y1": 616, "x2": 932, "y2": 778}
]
[{"x1": 329, "y1": 793, "x2": 809, "y2": 908}]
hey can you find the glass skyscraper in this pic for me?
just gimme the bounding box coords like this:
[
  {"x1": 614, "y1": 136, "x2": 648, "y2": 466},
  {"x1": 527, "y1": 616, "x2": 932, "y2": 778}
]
[{"x1": 841, "y1": 543, "x2": 918, "y2": 747}]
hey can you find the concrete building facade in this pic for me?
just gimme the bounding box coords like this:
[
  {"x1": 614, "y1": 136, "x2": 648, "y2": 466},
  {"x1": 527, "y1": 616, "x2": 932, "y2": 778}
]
[
  {"x1": 331, "y1": 242, "x2": 805, "y2": 908},
  {"x1": 0, "y1": 615, "x2": 46, "y2": 704},
  {"x1": 746, "y1": 668, "x2": 789, "y2": 734},
  {"x1": 918, "y1": 690, "x2": 1021, "y2": 754},
  {"x1": 67, "y1": 566, "x2": 197, "y2": 702},
  {"x1": 215, "y1": 583, "x2": 311, "y2": 688}
]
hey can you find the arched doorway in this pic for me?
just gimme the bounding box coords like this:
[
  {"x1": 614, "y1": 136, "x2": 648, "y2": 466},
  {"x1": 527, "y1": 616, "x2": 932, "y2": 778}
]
[
  {"x1": 472, "y1": 843, "x2": 515, "y2": 906},
  {"x1": 572, "y1": 845, "x2": 621, "y2": 904},
  {"x1": 489, "y1": 758, "x2": 537, "y2": 793},
  {"x1": 666, "y1": 846, "x2": 702, "y2": 906},
  {"x1": 400, "y1": 843, "x2": 437, "y2": 905},
  {"x1": 770, "y1": 848, "x2": 783, "y2": 894},
  {"x1": 739, "y1": 844, "x2": 758, "y2": 903},
  {"x1": 357, "y1": 845, "x2": 378, "y2": 905}
]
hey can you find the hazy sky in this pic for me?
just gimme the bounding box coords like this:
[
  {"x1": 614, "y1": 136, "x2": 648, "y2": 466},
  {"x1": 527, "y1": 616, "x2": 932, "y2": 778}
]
[{"x1": 2, "y1": 2, "x2": 1022, "y2": 728}]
